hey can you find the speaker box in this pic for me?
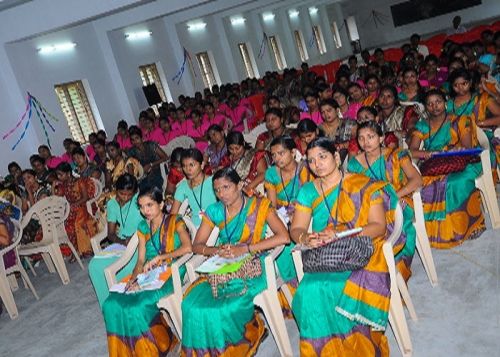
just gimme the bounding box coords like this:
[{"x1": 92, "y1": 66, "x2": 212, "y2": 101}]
[{"x1": 142, "y1": 84, "x2": 162, "y2": 106}]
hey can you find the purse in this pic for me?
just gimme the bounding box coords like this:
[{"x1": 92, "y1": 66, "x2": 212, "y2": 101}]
[
  {"x1": 302, "y1": 235, "x2": 374, "y2": 273},
  {"x1": 207, "y1": 255, "x2": 262, "y2": 298},
  {"x1": 419, "y1": 155, "x2": 480, "y2": 176}
]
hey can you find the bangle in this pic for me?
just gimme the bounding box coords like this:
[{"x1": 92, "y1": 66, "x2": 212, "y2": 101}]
[
  {"x1": 246, "y1": 244, "x2": 252, "y2": 254},
  {"x1": 202, "y1": 246, "x2": 207, "y2": 255},
  {"x1": 298, "y1": 232, "x2": 306, "y2": 244}
]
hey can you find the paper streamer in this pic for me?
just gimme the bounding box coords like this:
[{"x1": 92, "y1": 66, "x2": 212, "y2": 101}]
[
  {"x1": 2, "y1": 95, "x2": 30, "y2": 140},
  {"x1": 257, "y1": 32, "x2": 268, "y2": 59},
  {"x1": 32, "y1": 96, "x2": 60, "y2": 122},
  {"x1": 32, "y1": 100, "x2": 53, "y2": 149},
  {"x1": 172, "y1": 48, "x2": 188, "y2": 85},
  {"x1": 32, "y1": 99, "x2": 56, "y2": 133},
  {"x1": 11, "y1": 98, "x2": 33, "y2": 151}
]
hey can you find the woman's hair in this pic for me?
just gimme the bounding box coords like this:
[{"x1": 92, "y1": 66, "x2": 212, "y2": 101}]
[
  {"x1": 117, "y1": 120, "x2": 128, "y2": 131},
  {"x1": 106, "y1": 141, "x2": 120, "y2": 150},
  {"x1": 297, "y1": 118, "x2": 318, "y2": 134},
  {"x1": 378, "y1": 84, "x2": 399, "y2": 105},
  {"x1": 319, "y1": 98, "x2": 340, "y2": 110},
  {"x1": 356, "y1": 120, "x2": 384, "y2": 138},
  {"x1": 191, "y1": 109, "x2": 201, "y2": 118},
  {"x1": 265, "y1": 107, "x2": 283, "y2": 119},
  {"x1": 365, "y1": 73, "x2": 381, "y2": 85},
  {"x1": 55, "y1": 162, "x2": 72, "y2": 173},
  {"x1": 333, "y1": 87, "x2": 349, "y2": 99},
  {"x1": 270, "y1": 135, "x2": 297, "y2": 151},
  {"x1": 170, "y1": 147, "x2": 184, "y2": 165},
  {"x1": 29, "y1": 154, "x2": 45, "y2": 165},
  {"x1": 402, "y1": 66, "x2": 418, "y2": 79},
  {"x1": 447, "y1": 68, "x2": 473, "y2": 97},
  {"x1": 347, "y1": 82, "x2": 362, "y2": 91},
  {"x1": 424, "y1": 89, "x2": 447, "y2": 103},
  {"x1": 71, "y1": 147, "x2": 86, "y2": 157},
  {"x1": 213, "y1": 167, "x2": 241, "y2": 185},
  {"x1": 138, "y1": 185, "x2": 163, "y2": 204},
  {"x1": 357, "y1": 105, "x2": 378, "y2": 118},
  {"x1": 181, "y1": 148, "x2": 204, "y2": 164},
  {"x1": 115, "y1": 173, "x2": 138, "y2": 192},
  {"x1": 207, "y1": 124, "x2": 224, "y2": 134},
  {"x1": 128, "y1": 125, "x2": 142, "y2": 138},
  {"x1": 21, "y1": 169, "x2": 37, "y2": 178},
  {"x1": 226, "y1": 131, "x2": 250, "y2": 149},
  {"x1": 306, "y1": 137, "x2": 337, "y2": 156}
]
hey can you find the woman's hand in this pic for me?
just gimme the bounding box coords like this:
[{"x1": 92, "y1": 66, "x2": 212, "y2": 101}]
[
  {"x1": 144, "y1": 163, "x2": 152, "y2": 174},
  {"x1": 143, "y1": 256, "x2": 163, "y2": 272},
  {"x1": 307, "y1": 227, "x2": 336, "y2": 248},
  {"x1": 218, "y1": 244, "x2": 248, "y2": 258}
]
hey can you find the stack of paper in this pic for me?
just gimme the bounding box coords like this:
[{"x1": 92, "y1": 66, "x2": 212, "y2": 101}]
[{"x1": 196, "y1": 254, "x2": 251, "y2": 274}]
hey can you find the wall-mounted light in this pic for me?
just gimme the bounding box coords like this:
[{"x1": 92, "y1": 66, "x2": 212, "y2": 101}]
[
  {"x1": 125, "y1": 31, "x2": 152, "y2": 40},
  {"x1": 289, "y1": 10, "x2": 299, "y2": 18},
  {"x1": 187, "y1": 22, "x2": 207, "y2": 31},
  {"x1": 230, "y1": 17, "x2": 246, "y2": 26},
  {"x1": 309, "y1": 7, "x2": 319, "y2": 15},
  {"x1": 37, "y1": 42, "x2": 76, "y2": 54},
  {"x1": 262, "y1": 13, "x2": 275, "y2": 21}
]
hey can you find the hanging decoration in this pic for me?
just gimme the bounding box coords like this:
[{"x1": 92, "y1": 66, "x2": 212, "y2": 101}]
[
  {"x1": 308, "y1": 29, "x2": 316, "y2": 49},
  {"x1": 2, "y1": 92, "x2": 58, "y2": 151},
  {"x1": 172, "y1": 47, "x2": 189, "y2": 85},
  {"x1": 257, "y1": 32, "x2": 268, "y2": 59},
  {"x1": 360, "y1": 10, "x2": 390, "y2": 28}
]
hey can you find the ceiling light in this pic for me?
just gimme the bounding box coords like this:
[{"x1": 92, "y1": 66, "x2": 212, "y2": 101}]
[
  {"x1": 263, "y1": 13, "x2": 275, "y2": 21},
  {"x1": 230, "y1": 17, "x2": 246, "y2": 26},
  {"x1": 125, "y1": 31, "x2": 152, "y2": 40},
  {"x1": 289, "y1": 10, "x2": 299, "y2": 18},
  {"x1": 309, "y1": 7, "x2": 318, "y2": 15},
  {"x1": 187, "y1": 22, "x2": 207, "y2": 31},
  {"x1": 38, "y1": 42, "x2": 76, "y2": 54}
]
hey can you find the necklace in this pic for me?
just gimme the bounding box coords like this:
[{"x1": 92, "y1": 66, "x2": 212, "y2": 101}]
[
  {"x1": 319, "y1": 173, "x2": 343, "y2": 228},
  {"x1": 119, "y1": 198, "x2": 133, "y2": 228},
  {"x1": 190, "y1": 173, "x2": 205, "y2": 214},
  {"x1": 150, "y1": 214, "x2": 166, "y2": 255},
  {"x1": 279, "y1": 163, "x2": 298, "y2": 205},
  {"x1": 364, "y1": 147, "x2": 386, "y2": 181},
  {"x1": 427, "y1": 115, "x2": 448, "y2": 149},
  {"x1": 231, "y1": 152, "x2": 245, "y2": 171},
  {"x1": 223, "y1": 196, "x2": 246, "y2": 245}
]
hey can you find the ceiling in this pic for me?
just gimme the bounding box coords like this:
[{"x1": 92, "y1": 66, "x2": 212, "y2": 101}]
[{"x1": 0, "y1": 0, "x2": 31, "y2": 12}]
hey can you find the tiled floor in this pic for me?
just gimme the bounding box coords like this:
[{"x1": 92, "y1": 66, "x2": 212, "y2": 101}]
[{"x1": 1, "y1": 222, "x2": 499, "y2": 356}]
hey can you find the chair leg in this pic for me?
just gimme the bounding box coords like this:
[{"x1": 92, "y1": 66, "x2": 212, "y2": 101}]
[
  {"x1": 279, "y1": 284, "x2": 294, "y2": 307},
  {"x1": 413, "y1": 222, "x2": 438, "y2": 287},
  {"x1": 0, "y1": 275, "x2": 18, "y2": 319},
  {"x1": 49, "y1": 245, "x2": 70, "y2": 285},
  {"x1": 389, "y1": 289, "x2": 413, "y2": 357},
  {"x1": 24, "y1": 258, "x2": 37, "y2": 277},
  {"x1": 41, "y1": 253, "x2": 56, "y2": 273},
  {"x1": 17, "y1": 265, "x2": 39, "y2": 300},
  {"x1": 65, "y1": 241, "x2": 84, "y2": 270},
  {"x1": 254, "y1": 291, "x2": 293, "y2": 357},
  {"x1": 476, "y1": 175, "x2": 500, "y2": 229},
  {"x1": 396, "y1": 273, "x2": 417, "y2": 321},
  {"x1": 158, "y1": 295, "x2": 183, "y2": 339},
  {"x1": 7, "y1": 274, "x2": 19, "y2": 292}
]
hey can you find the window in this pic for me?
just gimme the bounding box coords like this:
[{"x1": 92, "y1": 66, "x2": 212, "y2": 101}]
[
  {"x1": 196, "y1": 52, "x2": 218, "y2": 89},
  {"x1": 238, "y1": 43, "x2": 256, "y2": 78},
  {"x1": 54, "y1": 80, "x2": 98, "y2": 144},
  {"x1": 293, "y1": 30, "x2": 308, "y2": 61},
  {"x1": 268, "y1": 35, "x2": 285, "y2": 71},
  {"x1": 139, "y1": 63, "x2": 167, "y2": 102},
  {"x1": 312, "y1": 25, "x2": 327, "y2": 54},
  {"x1": 331, "y1": 21, "x2": 342, "y2": 48}
]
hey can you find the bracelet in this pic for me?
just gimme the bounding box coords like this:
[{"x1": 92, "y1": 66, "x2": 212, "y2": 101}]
[
  {"x1": 202, "y1": 246, "x2": 207, "y2": 255},
  {"x1": 298, "y1": 232, "x2": 306, "y2": 245},
  {"x1": 246, "y1": 244, "x2": 252, "y2": 254}
]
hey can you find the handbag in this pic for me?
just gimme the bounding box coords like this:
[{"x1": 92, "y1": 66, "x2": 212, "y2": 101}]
[
  {"x1": 207, "y1": 255, "x2": 262, "y2": 298},
  {"x1": 302, "y1": 235, "x2": 374, "y2": 273},
  {"x1": 419, "y1": 155, "x2": 480, "y2": 176}
]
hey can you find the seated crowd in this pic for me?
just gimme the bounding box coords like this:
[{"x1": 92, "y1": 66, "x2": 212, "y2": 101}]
[{"x1": 1, "y1": 25, "x2": 500, "y2": 356}]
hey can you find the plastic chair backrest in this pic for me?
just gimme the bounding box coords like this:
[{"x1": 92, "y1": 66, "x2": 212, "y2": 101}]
[
  {"x1": 21, "y1": 196, "x2": 69, "y2": 245},
  {"x1": 163, "y1": 136, "x2": 195, "y2": 156},
  {"x1": 476, "y1": 126, "x2": 490, "y2": 150},
  {"x1": 243, "y1": 123, "x2": 267, "y2": 147},
  {"x1": 0, "y1": 219, "x2": 23, "y2": 256},
  {"x1": 388, "y1": 203, "x2": 404, "y2": 246}
]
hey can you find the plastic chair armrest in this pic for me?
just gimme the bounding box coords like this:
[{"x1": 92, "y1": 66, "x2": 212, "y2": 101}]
[
  {"x1": 171, "y1": 253, "x2": 193, "y2": 301},
  {"x1": 186, "y1": 254, "x2": 207, "y2": 282},
  {"x1": 90, "y1": 228, "x2": 108, "y2": 254},
  {"x1": 104, "y1": 235, "x2": 138, "y2": 287}
]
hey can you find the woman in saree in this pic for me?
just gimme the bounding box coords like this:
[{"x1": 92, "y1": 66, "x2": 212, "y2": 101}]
[
  {"x1": 102, "y1": 185, "x2": 192, "y2": 356},
  {"x1": 53, "y1": 162, "x2": 98, "y2": 257},
  {"x1": 446, "y1": 68, "x2": 500, "y2": 178},
  {"x1": 264, "y1": 136, "x2": 310, "y2": 316},
  {"x1": 398, "y1": 67, "x2": 425, "y2": 103},
  {"x1": 348, "y1": 121, "x2": 421, "y2": 281},
  {"x1": 220, "y1": 131, "x2": 267, "y2": 195},
  {"x1": 296, "y1": 119, "x2": 321, "y2": 155},
  {"x1": 88, "y1": 174, "x2": 143, "y2": 307},
  {"x1": 362, "y1": 74, "x2": 380, "y2": 107},
  {"x1": 181, "y1": 167, "x2": 289, "y2": 355},
  {"x1": 255, "y1": 108, "x2": 297, "y2": 152},
  {"x1": 105, "y1": 141, "x2": 143, "y2": 190},
  {"x1": 170, "y1": 148, "x2": 217, "y2": 228},
  {"x1": 290, "y1": 137, "x2": 401, "y2": 356},
  {"x1": 204, "y1": 124, "x2": 228, "y2": 171},
  {"x1": 409, "y1": 89, "x2": 485, "y2": 248}
]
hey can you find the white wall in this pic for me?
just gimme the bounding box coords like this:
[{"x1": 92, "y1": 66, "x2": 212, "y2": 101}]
[{"x1": 338, "y1": 0, "x2": 500, "y2": 49}]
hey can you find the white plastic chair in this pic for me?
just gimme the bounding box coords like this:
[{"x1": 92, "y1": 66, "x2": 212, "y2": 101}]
[
  {"x1": 495, "y1": 127, "x2": 500, "y2": 179},
  {"x1": 475, "y1": 127, "x2": 500, "y2": 229},
  {"x1": 0, "y1": 219, "x2": 39, "y2": 319},
  {"x1": 161, "y1": 136, "x2": 196, "y2": 157},
  {"x1": 292, "y1": 204, "x2": 413, "y2": 357},
  {"x1": 411, "y1": 163, "x2": 438, "y2": 287},
  {"x1": 86, "y1": 178, "x2": 103, "y2": 218},
  {"x1": 104, "y1": 217, "x2": 195, "y2": 339},
  {"x1": 243, "y1": 123, "x2": 267, "y2": 148},
  {"x1": 18, "y1": 196, "x2": 81, "y2": 284},
  {"x1": 185, "y1": 226, "x2": 293, "y2": 357}
]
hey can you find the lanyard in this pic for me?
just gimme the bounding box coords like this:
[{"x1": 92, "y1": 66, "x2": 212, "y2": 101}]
[
  {"x1": 223, "y1": 196, "x2": 245, "y2": 245},
  {"x1": 426, "y1": 115, "x2": 447, "y2": 150},
  {"x1": 319, "y1": 175, "x2": 343, "y2": 229},
  {"x1": 119, "y1": 199, "x2": 133, "y2": 228},
  {"x1": 364, "y1": 147, "x2": 386, "y2": 181},
  {"x1": 150, "y1": 214, "x2": 166, "y2": 256},
  {"x1": 451, "y1": 96, "x2": 473, "y2": 117},
  {"x1": 279, "y1": 164, "x2": 298, "y2": 205},
  {"x1": 190, "y1": 174, "x2": 205, "y2": 211},
  {"x1": 231, "y1": 154, "x2": 244, "y2": 171}
]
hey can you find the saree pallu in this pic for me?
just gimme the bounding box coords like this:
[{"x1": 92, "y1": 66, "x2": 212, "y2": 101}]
[
  {"x1": 293, "y1": 174, "x2": 400, "y2": 356},
  {"x1": 220, "y1": 149, "x2": 267, "y2": 184},
  {"x1": 103, "y1": 215, "x2": 184, "y2": 357},
  {"x1": 264, "y1": 163, "x2": 311, "y2": 317},
  {"x1": 413, "y1": 116, "x2": 486, "y2": 249},
  {"x1": 181, "y1": 197, "x2": 272, "y2": 356},
  {"x1": 347, "y1": 148, "x2": 416, "y2": 282}
]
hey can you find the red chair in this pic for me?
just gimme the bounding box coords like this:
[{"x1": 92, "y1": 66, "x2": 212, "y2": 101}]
[
  {"x1": 324, "y1": 60, "x2": 341, "y2": 84},
  {"x1": 423, "y1": 34, "x2": 447, "y2": 47},
  {"x1": 247, "y1": 93, "x2": 266, "y2": 124},
  {"x1": 384, "y1": 48, "x2": 403, "y2": 63},
  {"x1": 309, "y1": 64, "x2": 326, "y2": 79}
]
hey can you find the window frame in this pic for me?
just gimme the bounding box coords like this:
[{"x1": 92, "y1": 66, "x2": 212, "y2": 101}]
[
  {"x1": 293, "y1": 30, "x2": 309, "y2": 62},
  {"x1": 138, "y1": 63, "x2": 167, "y2": 103},
  {"x1": 238, "y1": 42, "x2": 256, "y2": 78},
  {"x1": 268, "y1": 35, "x2": 286, "y2": 71},
  {"x1": 196, "y1": 51, "x2": 218, "y2": 89},
  {"x1": 312, "y1": 25, "x2": 327, "y2": 54},
  {"x1": 331, "y1": 21, "x2": 342, "y2": 49}
]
